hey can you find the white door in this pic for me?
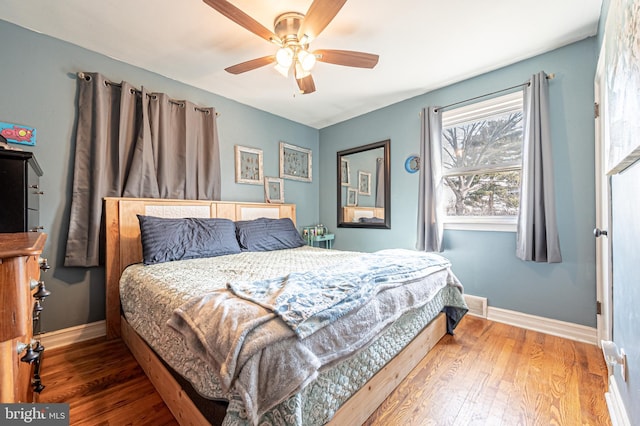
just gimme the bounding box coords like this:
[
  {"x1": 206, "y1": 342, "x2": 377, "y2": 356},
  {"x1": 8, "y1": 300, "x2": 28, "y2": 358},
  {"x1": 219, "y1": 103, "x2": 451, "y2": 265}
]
[{"x1": 594, "y1": 44, "x2": 613, "y2": 343}]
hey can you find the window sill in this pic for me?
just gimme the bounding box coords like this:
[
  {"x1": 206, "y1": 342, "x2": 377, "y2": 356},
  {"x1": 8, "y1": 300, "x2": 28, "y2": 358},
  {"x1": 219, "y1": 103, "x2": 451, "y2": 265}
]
[{"x1": 443, "y1": 217, "x2": 517, "y2": 233}]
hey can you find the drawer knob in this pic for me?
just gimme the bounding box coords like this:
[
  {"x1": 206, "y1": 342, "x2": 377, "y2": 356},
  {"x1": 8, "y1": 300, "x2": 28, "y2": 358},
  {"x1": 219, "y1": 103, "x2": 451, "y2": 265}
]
[
  {"x1": 17, "y1": 341, "x2": 40, "y2": 364},
  {"x1": 38, "y1": 257, "x2": 50, "y2": 271},
  {"x1": 34, "y1": 281, "x2": 51, "y2": 300}
]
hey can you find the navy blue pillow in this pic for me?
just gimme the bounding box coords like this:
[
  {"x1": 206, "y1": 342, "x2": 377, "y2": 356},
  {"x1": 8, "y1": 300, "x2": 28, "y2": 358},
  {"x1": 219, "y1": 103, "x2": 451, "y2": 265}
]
[
  {"x1": 137, "y1": 215, "x2": 241, "y2": 265},
  {"x1": 235, "y1": 217, "x2": 305, "y2": 252},
  {"x1": 359, "y1": 217, "x2": 385, "y2": 224}
]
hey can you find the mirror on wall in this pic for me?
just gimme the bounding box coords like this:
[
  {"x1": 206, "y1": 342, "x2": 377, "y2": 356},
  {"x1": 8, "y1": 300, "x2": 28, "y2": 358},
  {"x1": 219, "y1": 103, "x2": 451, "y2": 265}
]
[{"x1": 337, "y1": 139, "x2": 390, "y2": 229}]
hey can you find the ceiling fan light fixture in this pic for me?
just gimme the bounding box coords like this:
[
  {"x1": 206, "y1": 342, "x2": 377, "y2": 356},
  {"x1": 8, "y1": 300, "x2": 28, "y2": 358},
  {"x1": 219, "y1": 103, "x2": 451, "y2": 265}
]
[
  {"x1": 276, "y1": 47, "x2": 294, "y2": 67},
  {"x1": 299, "y1": 34, "x2": 311, "y2": 45},
  {"x1": 203, "y1": 0, "x2": 378, "y2": 95},
  {"x1": 294, "y1": 61, "x2": 311, "y2": 79},
  {"x1": 274, "y1": 62, "x2": 290, "y2": 78},
  {"x1": 297, "y1": 50, "x2": 316, "y2": 71}
]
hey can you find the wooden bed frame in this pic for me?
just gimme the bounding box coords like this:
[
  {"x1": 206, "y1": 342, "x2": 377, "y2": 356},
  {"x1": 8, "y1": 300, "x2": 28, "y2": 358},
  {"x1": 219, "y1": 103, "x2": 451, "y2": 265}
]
[{"x1": 104, "y1": 197, "x2": 447, "y2": 425}]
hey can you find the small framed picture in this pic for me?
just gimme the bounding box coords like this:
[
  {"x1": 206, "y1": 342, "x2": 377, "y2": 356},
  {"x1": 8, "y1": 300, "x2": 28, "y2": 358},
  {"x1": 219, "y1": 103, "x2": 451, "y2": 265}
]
[
  {"x1": 341, "y1": 158, "x2": 351, "y2": 186},
  {"x1": 347, "y1": 188, "x2": 358, "y2": 206},
  {"x1": 358, "y1": 171, "x2": 371, "y2": 195},
  {"x1": 264, "y1": 177, "x2": 284, "y2": 203},
  {"x1": 235, "y1": 145, "x2": 263, "y2": 185},
  {"x1": 280, "y1": 142, "x2": 312, "y2": 182}
]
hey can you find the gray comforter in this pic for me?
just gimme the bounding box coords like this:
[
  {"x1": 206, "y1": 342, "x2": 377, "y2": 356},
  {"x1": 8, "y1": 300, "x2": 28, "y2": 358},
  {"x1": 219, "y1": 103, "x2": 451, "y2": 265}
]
[{"x1": 168, "y1": 249, "x2": 462, "y2": 425}]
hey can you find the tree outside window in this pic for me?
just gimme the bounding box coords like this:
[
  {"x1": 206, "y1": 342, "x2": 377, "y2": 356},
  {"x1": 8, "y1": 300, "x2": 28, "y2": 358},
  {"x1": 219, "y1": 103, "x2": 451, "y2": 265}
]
[{"x1": 441, "y1": 91, "x2": 523, "y2": 221}]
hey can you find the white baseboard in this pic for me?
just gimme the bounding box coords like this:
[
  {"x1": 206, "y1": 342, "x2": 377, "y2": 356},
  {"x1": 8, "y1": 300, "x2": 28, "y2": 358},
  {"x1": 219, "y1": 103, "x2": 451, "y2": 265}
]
[
  {"x1": 605, "y1": 376, "x2": 632, "y2": 426},
  {"x1": 486, "y1": 306, "x2": 598, "y2": 345},
  {"x1": 463, "y1": 294, "x2": 487, "y2": 318},
  {"x1": 38, "y1": 320, "x2": 106, "y2": 350}
]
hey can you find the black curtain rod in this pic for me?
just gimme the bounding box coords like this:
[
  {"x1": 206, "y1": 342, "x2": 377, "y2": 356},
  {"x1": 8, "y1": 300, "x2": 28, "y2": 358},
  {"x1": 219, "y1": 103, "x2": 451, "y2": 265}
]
[
  {"x1": 76, "y1": 72, "x2": 219, "y2": 116},
  {"x1": 434, "y1": 72, "x2": 555, "y2": 113}
]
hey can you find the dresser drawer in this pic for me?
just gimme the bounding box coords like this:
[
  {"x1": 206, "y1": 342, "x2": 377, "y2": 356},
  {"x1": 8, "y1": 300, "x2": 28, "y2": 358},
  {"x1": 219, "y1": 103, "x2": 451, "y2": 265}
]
[
  {"x1": 0, "y1": 233, "x2": 47, "y2": 403},
  {"x1": 0, "y1": 151, "x2": 43, "y2": 233}
]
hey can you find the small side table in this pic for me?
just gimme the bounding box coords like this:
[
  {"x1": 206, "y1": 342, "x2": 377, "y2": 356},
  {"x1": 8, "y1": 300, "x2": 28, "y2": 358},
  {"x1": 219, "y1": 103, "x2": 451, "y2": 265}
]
[{"x1": 307, "y1": 234, "x2": 334, "y2": 249}]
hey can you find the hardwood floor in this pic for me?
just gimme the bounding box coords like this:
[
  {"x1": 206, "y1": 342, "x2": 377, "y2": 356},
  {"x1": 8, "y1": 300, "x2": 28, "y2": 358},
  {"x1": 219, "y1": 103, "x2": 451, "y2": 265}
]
[
  {"x1": 39, "y1": 316, "x2": 611, "y2": 425},
  {"x1": 364, "y1": 316, "x2": 611, "y2": 426}
]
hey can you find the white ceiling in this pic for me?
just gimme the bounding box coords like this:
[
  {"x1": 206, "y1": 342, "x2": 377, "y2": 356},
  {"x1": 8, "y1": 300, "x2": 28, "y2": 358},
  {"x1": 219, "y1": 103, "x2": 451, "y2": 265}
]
[{"x1": 0, "y1": 0, "x2": 602, "y2": 129}]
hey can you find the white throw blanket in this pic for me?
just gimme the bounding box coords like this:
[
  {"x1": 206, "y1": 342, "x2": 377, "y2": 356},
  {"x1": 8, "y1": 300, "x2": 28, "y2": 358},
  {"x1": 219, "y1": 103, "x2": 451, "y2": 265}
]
[{"x1": 227, "y1": 249, "x2": 452, "y2": 338}]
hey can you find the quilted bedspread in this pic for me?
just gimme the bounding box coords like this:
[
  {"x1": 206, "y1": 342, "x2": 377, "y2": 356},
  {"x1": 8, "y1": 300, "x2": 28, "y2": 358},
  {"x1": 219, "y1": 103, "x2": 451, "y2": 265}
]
[
  {"x1": 168, "y1": 249, "x2": 462, "y2": 424},
  {"x1": 119, "y1": 246, "x2": 468, "y2": 426}
]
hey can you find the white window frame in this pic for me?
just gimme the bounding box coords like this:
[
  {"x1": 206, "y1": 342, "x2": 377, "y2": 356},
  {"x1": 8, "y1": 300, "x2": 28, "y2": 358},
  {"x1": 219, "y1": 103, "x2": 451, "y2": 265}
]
[{"x1": 440, "y1": 91, "x2": 524, "y2": 232}]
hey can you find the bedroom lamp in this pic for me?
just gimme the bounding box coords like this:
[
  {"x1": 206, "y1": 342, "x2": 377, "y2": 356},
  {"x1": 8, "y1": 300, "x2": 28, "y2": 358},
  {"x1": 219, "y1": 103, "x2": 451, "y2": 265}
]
[{"x1": 601, "y1": 340, "x2": 627, "y2": 381}]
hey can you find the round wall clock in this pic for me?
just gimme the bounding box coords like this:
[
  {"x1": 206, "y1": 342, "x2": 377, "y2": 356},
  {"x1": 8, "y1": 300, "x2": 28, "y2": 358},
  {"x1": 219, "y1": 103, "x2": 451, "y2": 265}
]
[{"x1": 405, "y1": 155, "x2": 420, "y2": 173}]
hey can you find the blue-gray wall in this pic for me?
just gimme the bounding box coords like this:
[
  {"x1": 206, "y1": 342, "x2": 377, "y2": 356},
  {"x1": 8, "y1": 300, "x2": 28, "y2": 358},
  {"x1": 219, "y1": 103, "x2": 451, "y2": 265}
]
[
  {"x1": 319, "y1": 38, "x2": 599, "y2": 328},
  {"x1": 0, "y1": 19, "x2": 319, "y2": 332},
  {"x1": 3, "y1": 4, "x2": 636, "y2": 422},
  {"x1": 598, "y1": 0, "x2": 639, "y2": 422},
  {"x1": 0, "y1": 17, "x2": 602, "y2": 333}
]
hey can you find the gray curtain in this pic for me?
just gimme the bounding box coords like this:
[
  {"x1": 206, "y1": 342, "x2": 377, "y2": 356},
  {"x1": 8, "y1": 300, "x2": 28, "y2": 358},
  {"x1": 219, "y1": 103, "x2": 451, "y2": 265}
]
[
  {"x1": 64, "y1": 72, "x2": 221, "y2": 267},
  {"x1": 516, "y1": 71, "x2": 562, "y2": 263},
  {"x1": 375, "y1": 157, "x2": 384, "y2": 208},
  {"x1": 416, "y1": 107, "x2": 444, "y2": 252}
]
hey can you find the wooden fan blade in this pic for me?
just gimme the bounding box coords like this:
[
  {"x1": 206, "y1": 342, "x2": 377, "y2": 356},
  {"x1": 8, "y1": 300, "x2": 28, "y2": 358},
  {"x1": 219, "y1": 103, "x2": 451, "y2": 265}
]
[
  {"x1": 203, "y1": 0, "x2": 281, "y2": 44},
  {"x1": 298, "y1": 0, "x2": 347, "y2": 42},
  {"x1": 225, "y1": 56, "x2": 276, "y2": 74},
  {"x1": 314, "y1": 49, "x2": 379, "y2": 68},
  {"x1": 296, "y1": 75, "x2": 316, "y2": 94}
]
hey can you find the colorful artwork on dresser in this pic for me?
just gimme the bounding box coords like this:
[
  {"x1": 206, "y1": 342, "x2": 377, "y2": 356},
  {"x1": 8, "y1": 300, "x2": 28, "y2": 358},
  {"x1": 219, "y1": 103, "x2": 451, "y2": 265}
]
[{"x1": 0, "y1": 122, "x2": 36, "y2": 146}]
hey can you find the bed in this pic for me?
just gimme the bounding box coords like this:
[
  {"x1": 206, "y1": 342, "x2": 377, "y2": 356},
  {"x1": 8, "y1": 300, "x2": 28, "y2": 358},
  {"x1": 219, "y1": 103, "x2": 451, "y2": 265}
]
[{"x1": 104, "y1": 197, "x2": 468, "y2": 425}]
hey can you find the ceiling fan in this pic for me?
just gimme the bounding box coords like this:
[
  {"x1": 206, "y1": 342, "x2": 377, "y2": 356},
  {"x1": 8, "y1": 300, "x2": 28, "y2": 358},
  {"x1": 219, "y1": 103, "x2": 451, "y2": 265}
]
[{"x1": 202, "y1": 0, "x2": 379, "y2": 94}]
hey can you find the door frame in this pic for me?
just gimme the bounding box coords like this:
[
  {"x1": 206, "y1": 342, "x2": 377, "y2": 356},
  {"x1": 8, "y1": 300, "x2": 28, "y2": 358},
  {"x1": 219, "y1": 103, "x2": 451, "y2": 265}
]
[{"x1": 594, "y1": 41, "x2": 613, "y2": 344}]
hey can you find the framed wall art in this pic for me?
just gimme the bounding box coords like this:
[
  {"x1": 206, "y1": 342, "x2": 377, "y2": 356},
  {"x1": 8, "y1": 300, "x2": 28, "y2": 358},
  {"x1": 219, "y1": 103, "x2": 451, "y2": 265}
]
[
  {"x1": 235, "y1": 145, "x2": 263, "y2": 185},
  {"x1": 347, "y1": 188, "x2": 358, "y2": 206},
  {"x1": 264, "y1": 177, "x2": 284, "y2": 203},
  {"x1": 341, "y1": 157, "x2": 351, "y2": 186},
  {"x1": 358, "y1": 171, "x2": 371, "y2": 195},
  {"x1": 280, "y1": 142, "x2": 312, "y2": 182}
]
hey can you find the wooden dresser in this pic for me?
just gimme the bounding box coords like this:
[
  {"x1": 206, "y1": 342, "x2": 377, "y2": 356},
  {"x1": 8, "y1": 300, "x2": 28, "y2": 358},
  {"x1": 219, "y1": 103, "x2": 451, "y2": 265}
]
[{"x1": 0, "y1": 232, "x2": 48, "y2": 403}]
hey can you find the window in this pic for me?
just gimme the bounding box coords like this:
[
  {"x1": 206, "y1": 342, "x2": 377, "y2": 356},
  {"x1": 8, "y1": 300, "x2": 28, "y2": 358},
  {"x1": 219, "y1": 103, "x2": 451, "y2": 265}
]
[{"x1": 441, "y1": 91, "x2": 523, "y2": 231}]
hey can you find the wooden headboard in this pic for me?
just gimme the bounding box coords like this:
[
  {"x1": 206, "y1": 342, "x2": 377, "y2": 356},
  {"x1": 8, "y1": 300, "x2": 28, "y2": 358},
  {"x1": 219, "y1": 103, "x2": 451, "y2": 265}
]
[
  {"x1": 343, "y1": 206, "x2": 384, "y2": 223},
  {"x1": 104, "y1": 197, "x2": 297, "y2": 338}
]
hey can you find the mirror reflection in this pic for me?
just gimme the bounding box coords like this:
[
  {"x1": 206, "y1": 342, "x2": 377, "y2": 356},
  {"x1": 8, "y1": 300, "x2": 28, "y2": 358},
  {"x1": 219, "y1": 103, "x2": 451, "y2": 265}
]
[{"x1": 337, "y1": 139, "x2": 390, "y2": 228}]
